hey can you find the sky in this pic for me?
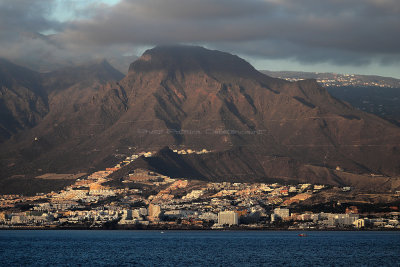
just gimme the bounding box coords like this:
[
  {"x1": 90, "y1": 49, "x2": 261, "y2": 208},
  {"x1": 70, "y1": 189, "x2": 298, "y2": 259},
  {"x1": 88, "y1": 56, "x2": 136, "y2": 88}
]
[{"x1": 0, "y1": 0, "x2": 399, "y2": 78}]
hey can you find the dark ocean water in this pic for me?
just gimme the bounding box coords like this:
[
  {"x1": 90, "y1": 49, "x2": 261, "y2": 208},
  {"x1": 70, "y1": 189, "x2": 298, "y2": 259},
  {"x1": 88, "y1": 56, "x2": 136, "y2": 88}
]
[{"x1": 0, "y1": 230, "x2": 399, "y2": 266}]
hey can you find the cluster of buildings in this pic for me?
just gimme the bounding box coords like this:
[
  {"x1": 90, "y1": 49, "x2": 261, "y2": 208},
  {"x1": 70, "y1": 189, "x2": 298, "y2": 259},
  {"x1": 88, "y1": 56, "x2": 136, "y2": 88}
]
[
  {"x1": 1, "y1": 151, "x2": 399, "y2": 230},
  {"x1": 173, "y1": 149, "x2": 211, "y2": 155},
  {"x1": 316, "y1": 75, "x2": 396, "y2": 88},
  {"x1": 278, "y1": 73, "x2": 400, "y2": 88}
]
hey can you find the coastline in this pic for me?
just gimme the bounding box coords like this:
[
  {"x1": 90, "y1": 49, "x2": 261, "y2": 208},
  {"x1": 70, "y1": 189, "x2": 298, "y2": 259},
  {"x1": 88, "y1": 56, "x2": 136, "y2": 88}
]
[{"x1": 1, "y1": 225, "x2": 399, "y2": 231}]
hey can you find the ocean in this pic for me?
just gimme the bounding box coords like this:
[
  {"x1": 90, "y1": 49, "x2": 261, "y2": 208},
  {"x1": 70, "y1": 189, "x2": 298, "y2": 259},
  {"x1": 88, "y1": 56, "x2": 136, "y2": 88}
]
[{"x1": 0, "y1": 230, "x2": 399, "y2": 266}]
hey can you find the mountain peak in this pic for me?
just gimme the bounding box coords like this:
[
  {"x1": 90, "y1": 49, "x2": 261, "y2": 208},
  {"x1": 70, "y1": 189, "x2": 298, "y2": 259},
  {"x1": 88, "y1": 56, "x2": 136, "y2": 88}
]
[
  {"x1": 41, "y1": 59, "x2": 124, "y2": 92},
  {"x1": 128, "y1": 45, "x2": 259, "y2": 77},
  {"x1": 0, "y1": 57, "x2": 42, "y2": 90},
  {"x1": 86, "y1": 58, "x2": 112, "y2": 68}
]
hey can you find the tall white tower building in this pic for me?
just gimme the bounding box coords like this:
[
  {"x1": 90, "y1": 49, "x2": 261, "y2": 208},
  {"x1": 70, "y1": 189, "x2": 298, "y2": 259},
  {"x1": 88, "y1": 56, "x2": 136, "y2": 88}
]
[{"x1": 218, "y1": 211, "x2": 238, "y2": 225}]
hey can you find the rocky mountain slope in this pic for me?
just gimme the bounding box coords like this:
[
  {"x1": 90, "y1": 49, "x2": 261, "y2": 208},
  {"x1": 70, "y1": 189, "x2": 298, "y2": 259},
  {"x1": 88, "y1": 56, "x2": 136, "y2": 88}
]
[
  {"x1": 109, "y1": 147, "x2": 400, "y2": 192},
  {"x1": 262, "y1": 70, "x2": 400, "y2": 125},
  {"x1": 1, "y1": 46, "x2": 400, "y2": 192},
  {"x1": 0, "y1": 58, "x2": 48, "y2": 142}
]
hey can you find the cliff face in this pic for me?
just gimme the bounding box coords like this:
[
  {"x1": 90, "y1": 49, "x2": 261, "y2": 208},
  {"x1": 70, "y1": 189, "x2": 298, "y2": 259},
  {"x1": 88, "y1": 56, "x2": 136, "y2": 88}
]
[
  {"x1": 0, "y1": 58, "x2": 48, "y2": 142},
  {"x1": 0, "y1": 59, "x2": 126, "y2": 177},
  {"x1": 1, "y1": 46, "x2": 400, "y2": 190},
  {"x1": 116, "y1": 46, "x2": 400, "y2": 176}
]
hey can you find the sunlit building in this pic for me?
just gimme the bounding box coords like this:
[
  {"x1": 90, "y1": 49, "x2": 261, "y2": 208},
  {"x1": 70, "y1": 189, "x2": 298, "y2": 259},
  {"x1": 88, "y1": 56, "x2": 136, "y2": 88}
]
[{"x1": 218, "y1": 211, "x2": 238, "y2": 225}]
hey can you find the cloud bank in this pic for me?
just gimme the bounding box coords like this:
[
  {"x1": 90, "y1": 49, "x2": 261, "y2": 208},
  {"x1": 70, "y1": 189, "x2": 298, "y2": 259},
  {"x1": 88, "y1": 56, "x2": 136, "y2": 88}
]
[{"x1": 1, "y1": 0, "x2": 399, "y2": 74}]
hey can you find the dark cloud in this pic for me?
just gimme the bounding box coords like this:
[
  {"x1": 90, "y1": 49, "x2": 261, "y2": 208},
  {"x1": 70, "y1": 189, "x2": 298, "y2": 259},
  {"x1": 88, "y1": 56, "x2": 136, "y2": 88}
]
[
  {"x1": 0, "y1": 0, "x2": 136, "y2": 71},
  {"x1": 0, "y1": 0, "x2": 56, "y2": 37},
  {"x1": 0, "y1": 0, "x2": 65, "y2": 69},
  {"x1": 210, "y1": 40, "x2": 376, "y2": 66},
  {"x1": 0, "y1": 0, "x2": 399, "y2": 72},
  {"x1": 58, "y1": 0, "x2": 400, "y2": 66}
]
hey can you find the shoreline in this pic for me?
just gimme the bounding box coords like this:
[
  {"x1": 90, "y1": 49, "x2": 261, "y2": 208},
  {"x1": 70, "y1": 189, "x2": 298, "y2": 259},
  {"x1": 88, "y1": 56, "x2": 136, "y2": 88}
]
[{"x1": 1, "y1": 225, "x2": 399, "y2": 231}]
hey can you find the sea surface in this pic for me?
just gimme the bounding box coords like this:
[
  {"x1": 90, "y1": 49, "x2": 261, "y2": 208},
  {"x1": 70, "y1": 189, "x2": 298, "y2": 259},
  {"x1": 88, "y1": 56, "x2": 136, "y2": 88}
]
[{"x1": 0, "y1": 230, "x2": 399, "y2": 266}]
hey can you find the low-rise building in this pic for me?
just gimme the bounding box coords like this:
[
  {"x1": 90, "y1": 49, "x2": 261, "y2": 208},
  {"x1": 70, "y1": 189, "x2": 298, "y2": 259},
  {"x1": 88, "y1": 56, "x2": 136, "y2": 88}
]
[{"x1": 274, "y1": 208, "x2": 290, "y2": 220}]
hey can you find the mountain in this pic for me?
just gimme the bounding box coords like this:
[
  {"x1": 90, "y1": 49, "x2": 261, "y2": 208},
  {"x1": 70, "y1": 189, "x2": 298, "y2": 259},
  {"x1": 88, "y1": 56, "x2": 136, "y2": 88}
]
[
  {"x1": 262, "y1": 70, "x2": 400, "y2": 125},
  {"x1": 112, "y1": 46, "x2": 400, "y2": 176},
  {"x1": 107, "y1": 55, "x2": 139, "y2": 74},
  {"x1": 41, "y1": 59, "x2": 125, "y2": 92},
  {"x1": 0, "y1": 59, "x2": 125, "y2": 181},
  {"x1": 0, "y1": 59, "x2": 124, "y2": 143},
  {"x1": 109, "y1": 147, "x2": 400, "y2": 192},
  {"x1": 1, "y1": 45, "x2": 400, "y2": 193},
  {"x1": 0, "y1": 58, "x2": 48, "y2": 142}
]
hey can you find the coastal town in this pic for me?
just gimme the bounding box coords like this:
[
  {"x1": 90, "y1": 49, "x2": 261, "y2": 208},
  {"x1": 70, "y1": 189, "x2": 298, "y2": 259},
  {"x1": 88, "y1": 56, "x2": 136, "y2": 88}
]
[
  {"x1": 1, "y1": 150, "x2": 399, "y2": 230},
  {"x1": 266, "y1": 72, "x2": 400, "y2": 89}
]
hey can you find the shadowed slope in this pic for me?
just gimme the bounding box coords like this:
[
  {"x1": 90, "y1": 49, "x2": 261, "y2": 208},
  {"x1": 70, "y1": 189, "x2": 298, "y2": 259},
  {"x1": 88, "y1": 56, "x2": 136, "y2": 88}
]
[{"x1": 1, "y1": 46, "x2": 400, "y2": 193}]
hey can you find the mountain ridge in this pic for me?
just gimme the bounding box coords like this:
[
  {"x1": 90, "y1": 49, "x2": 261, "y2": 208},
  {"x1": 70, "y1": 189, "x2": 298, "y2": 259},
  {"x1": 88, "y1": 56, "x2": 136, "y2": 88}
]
[
  {"x1": 0, "y1": 58, "x2": 48, "y2": 142},
  {"x1": 1, "y1": 45, "x2": 400, "y2": 193},
  {"x1": 262, "y1": 70, "x2": 400, "y2": 125}
]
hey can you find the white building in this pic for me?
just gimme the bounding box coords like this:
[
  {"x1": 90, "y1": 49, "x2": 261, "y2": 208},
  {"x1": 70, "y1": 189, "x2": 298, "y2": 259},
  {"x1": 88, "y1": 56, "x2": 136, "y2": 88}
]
[
  {"x1": 139, "y1": 208, "x2": 148, "y2": 216},
  {"x1": 274, "y1": 208, "x2": 290, "y2": 219},
  {"x1": 119, "y1": 209, "x2": 137, "y2": 225},
  {"x1": 270, "y1": 214, "x2": 279, "y2": 223},
  {"x1": 148, "y1": 204, "x2": 161, "y2": 220},
  {"x1": 353, "y1": 218, "x2": 365, "y2": 228},
  {"x1": 218, "y1": 211, "x2": 238, "y2": 226},
  {"x1": 122, "y1": 209, "x2": 133, "y2": 220},
  {"x1": 336, "y1": 214, "x2": 359, "y2": 226},
  {"x1": 182, "y1": 190, "x2": 204, "y2": 200},
  {"x1": 199, "y1": 212, "x2": 218, "y2": 221},
  {"x1": 164, "y1": 210, "x2": 194, "y2": 219}
]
